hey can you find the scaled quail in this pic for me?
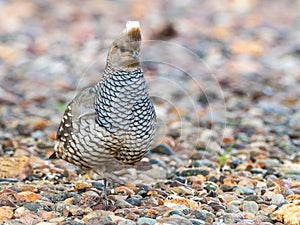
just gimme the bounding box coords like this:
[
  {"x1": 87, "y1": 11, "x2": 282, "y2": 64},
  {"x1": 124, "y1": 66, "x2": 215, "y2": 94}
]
[{"x1": 53, "y1": 21, "x2": 156, "y2": 188}]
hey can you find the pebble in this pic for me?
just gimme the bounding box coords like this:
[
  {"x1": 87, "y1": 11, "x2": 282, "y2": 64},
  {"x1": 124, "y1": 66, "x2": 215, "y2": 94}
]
[
  {"x1": 0, "y1": 156, "x2": 32, "y2": 181},
  {"x1": 241, "y1": 118, "x2": 264, "y2": 129},
  {"x1": 14, "y1": 207, "x2": 28, "y2": 217},
  {"x1": 208, "y1": 200, "x2": 226, "y2": 211},
  {"x1": 126, "y1": 197, "x2": 141, "y2": 206},
  {"x1": 258, "y1": 159, "x2": 281, "y2": 168},
  {"x1": 174, "y1": 175, "x2": 187, "y2": 184},
  {"x1": 137, "y1": 217, "x2": 156, "y2": 225},
  {"x1": 31, "y1": 131, "x2": 45, "y2": 139},
  {"x1": 257, "y1": 215, "x2": 273, "y2": 223},
  {"x1": 74, "y1": 180, "x2": 92, "y2": 190},
  {"x1": 205, "y1": 211, "x2": 215, "y2": 223},
  {"x1": 242, "y1": 201, "x2": 259, "y2": 214},
  {"x1": 170, "y1": 186, "x2": 194, "y2": 195},
  {"x1": 244, "y1": 195, "x2": 264, "y2": 203},
  {"x1": 22, "y1": 202, "x2": 50, "y2": 213},
  {"x1": 137, "y1": 174, "x2": 156, "y2": 183},
  {"x1": 270, "y1": 194, "x2": 286, "y2": 205},
  {"x1": 37, "y1": 210, "x2": 55, "y2": 221},
  {"x1": 118, "y1": 220, "x2": 137, "y2": 225},
  {"x1": 202, "y1": 181, "x2": 219, "y2": 192},
  {"x1": 190, "y1": 150, "x2": 216, "y2": 161},
  {"x1": 18, "y1": 191, "x2": 40, "y2": 202},
  {"x1": 176, "y1": 168, "x2": 210, "y2": 177},
  {"x1": 227, "y1": 200, "x2": 241, "y2": 213},
  {"x1": 191, "y1": 159, "x2": 216, "y2": 168},
  {"x1": 234, "y1": 186, "x2": 255, "y2": 195},
  {"x1": 35, "y1": 222, "x2": 56, "y2": 225},
  {"x1": 65, "y1": 204, "x2": 85, "y2": 216},
  {"x1": 167, "y1": 210, "x2": 181, "y2": 216},
  {"x1": 251, "y1": 141, "x2": 271, "y2": 151},
  {"x1": 222, "y1": 213, "x2": 239, "y2": 224},
  {"x1": 82, "y1": 210, "x2": 114, "y2": 222},
  {"x1": 85, "y1": 216, "x2": 112, "y2": 224},
  {"x1": 164, "y1": 201, "x2": 190, "y2": 212},
  {"x1": 149, "y1": 158, "x2": 166, "y2": 167},
  {"x1": 110, "y1": 197, "x2": 133, "y2": 209},
  {"x1": 115, "y1": 186, "x2": 135, "y2": 195},
  {"x1": 0, "y1": 206, "x2": 14, "y2": 222},
  {"x1": 109, "y1": 215, "x2": 130, "y2": 223},
  {"x1": 91, "y1": 181, "x2": 103, "y2": 190},
  {"x1": 41, "y1": 192, "x2": 78, "y2": 202},
  {"x1": 190, "y1": 209, "x2": 208, "y2": 220},
  {"x1": 4, "y1": 219, "x2": 26, "y2": 225},
  {"x1": 270, "y1": 201, "x2": 300, "y2": 224},
  {"x1": 164, "y1": 195, "x2": 198, "y2": 209},
  {"x1": 157, "y1": 214, "x2": 193, "y2": 225},
  {"x1": 151, "y1": 144, "x2": 174, "y2": 155},
  {"x1": 250, "y1": 168, "x2": 268, "y2": 175},
  {"x1": 48, "y1": 217, "x2": 65, "y2": 223},
  {"x1": 144, "y1": 164, "x2": 167, "y2": 179},
  {"x1": 189, "y1": 218, "x2": 205, "y2": 225},
  {"x1": 0, "y1": 178, "x2": 20, "y2": 184},
  {"x1": 218, "y1": 193, "x2": 238, "y2": 203}
]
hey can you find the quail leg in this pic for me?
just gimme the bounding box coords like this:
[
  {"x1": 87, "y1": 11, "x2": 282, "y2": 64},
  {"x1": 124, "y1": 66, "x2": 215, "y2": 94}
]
[
  {"x1": 101, "y1": 178, "x2": 109, "y2": 210},
  {"x1": 86, "y1": 178, "x2": 110, "y2": 210}
]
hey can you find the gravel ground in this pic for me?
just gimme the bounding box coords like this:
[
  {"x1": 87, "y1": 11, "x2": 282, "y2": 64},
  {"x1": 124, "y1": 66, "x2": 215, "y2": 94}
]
[{"x1": 1, "y1": 1, "x2": 300, "y2": 224}]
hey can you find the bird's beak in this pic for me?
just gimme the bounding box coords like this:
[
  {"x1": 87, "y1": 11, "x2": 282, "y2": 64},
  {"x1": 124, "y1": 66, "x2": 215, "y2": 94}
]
[{"x1": 132, "y1": 51, "x2": 139, "y2": 59}]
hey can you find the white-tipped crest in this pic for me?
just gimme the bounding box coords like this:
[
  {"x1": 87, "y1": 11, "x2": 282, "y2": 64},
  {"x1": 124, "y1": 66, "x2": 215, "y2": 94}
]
[{"x1": 126, "y1": 21, "x2": 140, "y2": 31}]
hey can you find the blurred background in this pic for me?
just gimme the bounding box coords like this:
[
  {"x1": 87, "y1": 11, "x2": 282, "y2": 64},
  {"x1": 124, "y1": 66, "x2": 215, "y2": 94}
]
[{"x1": 1, "y1": 1, "x2": 300, "y2": 223}]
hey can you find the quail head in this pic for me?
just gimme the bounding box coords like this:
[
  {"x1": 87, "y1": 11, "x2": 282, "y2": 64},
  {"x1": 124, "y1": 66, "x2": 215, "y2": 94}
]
[{"x1": 53, "y1": 21, "x2": 156, "y2": 184}]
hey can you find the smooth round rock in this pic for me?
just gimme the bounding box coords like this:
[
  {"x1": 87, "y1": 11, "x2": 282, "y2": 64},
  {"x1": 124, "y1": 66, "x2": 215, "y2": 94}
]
[
  {"x1": 190, "y1": 209, "x2": 208, "y2": 220},
  {"x1": 149, "y1": 158, "x2": 166, "y2": 167},
  {"x1": 137, "y1": 217, "x2": 156, "y2": 225},
  {"x1": 151, "y1": 144, "x2": 174, "y2": 155},
  {"x1": 234, "y1": 186, "x2": 255, "y2": 195},
  {"x1": 22, "y1": 202, "x2": 50, "y2": 213},
  {"x1": 61, "y1": 222, "x2": 84, "y2": 225},
  {"x1": 118, "y1": 220, "x2": 136, "y2": 225},
  {"x1": 191, "y1": 159, "x2": 216, "y2": 168},
  {"x1": 176, "y1": 168, "x2": 210, "y2": 177},
  {"x1": 227, "y1": 200, "x2": 241, "y2": 213},
  {"x1": 189, "y1": 219, "x2": 205, "y2": 225},
  {"x1": 270, "y1": 194, "x2": 286, "y2": 205},
  {"x1": 168, "y1": 210, "x2": 181, "y2": 216},
  {"x1": 242, "y1": 201, "x2": 259, "y2": 213},
  {"x1": 91, "y1": 181, "x2": 104, "y2": 190},
  {"x1": 126, "y1": 197, "x2": 141, "y2": 206},
  {"x1": 222, "y1": 213, "x2": 239, "y2": 224}
]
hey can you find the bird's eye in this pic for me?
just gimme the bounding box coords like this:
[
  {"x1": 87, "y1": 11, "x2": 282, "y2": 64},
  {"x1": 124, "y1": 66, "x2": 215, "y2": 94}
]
[{"x1": 119, "y1": 46, "x2": 126, "y2": 52}]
